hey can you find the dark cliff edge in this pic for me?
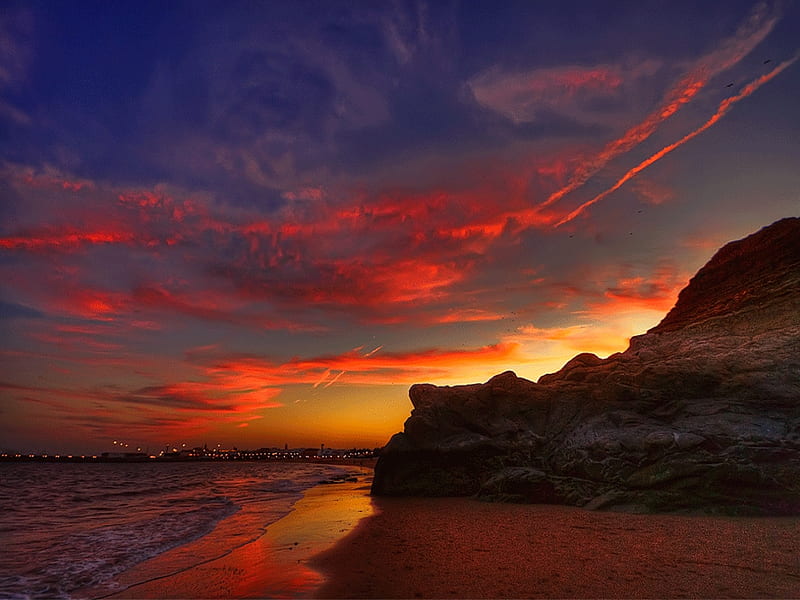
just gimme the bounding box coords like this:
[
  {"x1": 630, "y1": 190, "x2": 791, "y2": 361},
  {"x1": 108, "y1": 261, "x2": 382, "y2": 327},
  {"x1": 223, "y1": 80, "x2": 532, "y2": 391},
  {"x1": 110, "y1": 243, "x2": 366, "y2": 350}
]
[{"x1": 372, "y1": 217, "x2": 800, "y2": 514}]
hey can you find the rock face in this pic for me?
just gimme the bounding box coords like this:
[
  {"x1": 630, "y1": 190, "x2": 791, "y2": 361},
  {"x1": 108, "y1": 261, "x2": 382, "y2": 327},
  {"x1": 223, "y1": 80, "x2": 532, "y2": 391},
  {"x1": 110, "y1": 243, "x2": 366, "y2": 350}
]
[{"x1": 372, "y1": 218, "x2": 800, "y2": 514}]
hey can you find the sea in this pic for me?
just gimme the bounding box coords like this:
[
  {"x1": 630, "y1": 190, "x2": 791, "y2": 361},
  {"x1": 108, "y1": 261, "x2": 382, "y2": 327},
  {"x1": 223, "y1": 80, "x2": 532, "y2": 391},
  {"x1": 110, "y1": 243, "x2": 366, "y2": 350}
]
[{"x1": 0, "y1": 460, "x2": 358, "y2": 599}]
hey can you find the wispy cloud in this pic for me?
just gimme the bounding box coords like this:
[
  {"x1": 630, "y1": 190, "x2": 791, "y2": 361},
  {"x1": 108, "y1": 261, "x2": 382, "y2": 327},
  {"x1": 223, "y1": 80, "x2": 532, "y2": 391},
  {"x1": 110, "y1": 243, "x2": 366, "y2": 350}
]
[
  {"x1": 468, "y1": 63, "x2": 633, "y2": 124},
  {"x1": 0, "y1": 6, "x2": 34, "y2": 127}
]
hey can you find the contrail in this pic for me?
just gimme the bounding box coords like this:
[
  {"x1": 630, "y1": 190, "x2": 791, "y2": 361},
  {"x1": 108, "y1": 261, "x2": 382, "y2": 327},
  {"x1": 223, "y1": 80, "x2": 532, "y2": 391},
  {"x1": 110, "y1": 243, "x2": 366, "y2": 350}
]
[
  {"x1": 364, "y1": 345, "x2": 383, "y2": 357},
  {"x1": 312, "y1": 368, "x2": 332, "y2": 388},
  {"x1": 555, "y1": 55, "x2": 798, "y2": 228},
  {"x1": 539, "y1": 3, "x2": 778, "y2": 211},
  {"x1": 323, "y1": 370, "x2": 346, "y2": 388},
  {"x1": 540, "y1": 75, "x2": 705, "y2": 210}
]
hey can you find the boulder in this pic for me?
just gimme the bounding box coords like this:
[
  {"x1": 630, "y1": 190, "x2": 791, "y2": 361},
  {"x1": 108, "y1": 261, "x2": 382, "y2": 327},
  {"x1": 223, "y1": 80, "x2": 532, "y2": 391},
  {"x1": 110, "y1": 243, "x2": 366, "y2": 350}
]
[{"x1": 372, "y1": 217, "x2": 800, "y2": 514}]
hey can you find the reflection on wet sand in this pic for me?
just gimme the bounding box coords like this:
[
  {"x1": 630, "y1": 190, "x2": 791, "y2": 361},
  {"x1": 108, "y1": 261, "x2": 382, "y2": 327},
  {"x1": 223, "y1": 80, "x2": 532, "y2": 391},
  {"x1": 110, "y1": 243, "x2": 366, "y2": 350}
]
[{"x1": 104, "y1": 477, "x2": 373, "y2": 599}]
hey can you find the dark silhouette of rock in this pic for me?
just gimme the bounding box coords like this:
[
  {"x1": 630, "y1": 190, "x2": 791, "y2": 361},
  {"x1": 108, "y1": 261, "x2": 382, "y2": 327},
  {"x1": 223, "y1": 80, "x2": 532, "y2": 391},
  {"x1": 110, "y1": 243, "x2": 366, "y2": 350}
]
[{"x1": 372, "y1": 218, "x2": 800, "y2": 514}]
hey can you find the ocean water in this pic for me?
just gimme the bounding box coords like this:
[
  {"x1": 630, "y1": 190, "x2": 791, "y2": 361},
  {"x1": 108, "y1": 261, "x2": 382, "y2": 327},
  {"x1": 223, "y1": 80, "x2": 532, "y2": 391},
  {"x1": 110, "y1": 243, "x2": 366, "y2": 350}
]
[{"x1": 0, "y1": 461, "x2": 356, "y2": 599}]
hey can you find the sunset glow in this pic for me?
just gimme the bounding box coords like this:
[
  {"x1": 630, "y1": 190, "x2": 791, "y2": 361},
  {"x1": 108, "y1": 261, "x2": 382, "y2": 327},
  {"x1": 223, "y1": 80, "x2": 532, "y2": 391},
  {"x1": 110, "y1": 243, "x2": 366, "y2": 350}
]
[{"x1": 2, "y1": 1, "x2": 798, "y2": 454}]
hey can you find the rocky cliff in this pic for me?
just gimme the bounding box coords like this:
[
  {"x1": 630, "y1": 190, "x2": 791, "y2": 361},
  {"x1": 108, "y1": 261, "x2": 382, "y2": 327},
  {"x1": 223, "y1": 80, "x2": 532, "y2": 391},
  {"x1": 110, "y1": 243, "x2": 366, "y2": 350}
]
[{"x1": 372, "y1": 217, "x2": 800, "y2": 514}]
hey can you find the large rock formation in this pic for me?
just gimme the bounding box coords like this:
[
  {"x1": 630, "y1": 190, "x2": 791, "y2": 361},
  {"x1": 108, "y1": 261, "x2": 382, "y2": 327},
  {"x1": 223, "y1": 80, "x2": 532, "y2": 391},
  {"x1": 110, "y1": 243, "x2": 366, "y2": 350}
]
[{"x1": 372, "y1": 217, "x2": 800, "y2": 514}]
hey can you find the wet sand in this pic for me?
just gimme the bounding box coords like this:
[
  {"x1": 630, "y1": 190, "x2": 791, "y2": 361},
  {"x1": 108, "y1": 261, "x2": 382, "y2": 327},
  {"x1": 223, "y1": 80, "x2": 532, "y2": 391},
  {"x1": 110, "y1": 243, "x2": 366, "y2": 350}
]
[
  {"x1": 101, "y1": 475, "x2": 374, "y2": 599},
  {"x1": 313, "y1": 497, "x2": 800, "y2": 599}
]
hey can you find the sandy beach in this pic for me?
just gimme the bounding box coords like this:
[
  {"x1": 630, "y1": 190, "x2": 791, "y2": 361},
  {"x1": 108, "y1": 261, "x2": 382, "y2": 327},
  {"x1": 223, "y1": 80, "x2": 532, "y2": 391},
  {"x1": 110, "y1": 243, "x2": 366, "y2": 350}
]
[
  {"x1": 84, "y1": 465, "x2": 800, "y2": 599},
  {"x1": 313, "y1": 496, "x2": 800, "y2": 599}
]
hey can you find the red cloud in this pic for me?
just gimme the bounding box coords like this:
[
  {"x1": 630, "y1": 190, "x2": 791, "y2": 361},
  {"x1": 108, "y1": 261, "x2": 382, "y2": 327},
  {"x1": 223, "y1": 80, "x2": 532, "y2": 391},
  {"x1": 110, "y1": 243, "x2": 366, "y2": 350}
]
[
  {"x1": 4, "y1": 152, "x2": 561, "y2": 328},
  {"x1": 601, "y1": 276, "x2": 684, "y2": 313},
  {"x1": 124, "y1": 381, "x2": 282, "y2": 413},
  {"x1": 429, "y1": 308, "x2": 506, "y2": 324},
  {"x1": 11, "y1": 165, "x2": 95, "y2": 192},
  {"x1": 0, "y1": 124, "x2": 677, "y2": 336},
  {"x1": 0, "y1": 227, "x2": 137, "y2": 252},
  {"x1": 34, "y1": 287, "x2": 131, "y2": 321},
  {"x1": 117, "y1": 189, "x2": 206, "y2": 225}
]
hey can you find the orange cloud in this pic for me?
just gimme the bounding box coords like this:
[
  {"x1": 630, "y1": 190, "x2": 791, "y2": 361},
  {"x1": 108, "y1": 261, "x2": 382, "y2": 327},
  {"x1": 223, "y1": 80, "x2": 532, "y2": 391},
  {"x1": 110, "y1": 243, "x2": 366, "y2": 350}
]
[
  {"x1": 597, "y1": 273, "x2": 686, "y2": 315},
  {"x1": 505, "y1": 323, "x2": 629, "y2": 358},
  {"x1": 1, "y1": 342, "x2": 520, "y2": 444},
  {"x1": 0, "y1": 133, "x2": 664, "y2": 337},
  {"x1": 206, "y1": 342, "x2": 525, "y2": 389},
  {"x1": 428, "y1": 308, "x2": 506, "y2": 324},
  {"x1": 490, "y1": 260, "x2": 691, "y2": 379}
]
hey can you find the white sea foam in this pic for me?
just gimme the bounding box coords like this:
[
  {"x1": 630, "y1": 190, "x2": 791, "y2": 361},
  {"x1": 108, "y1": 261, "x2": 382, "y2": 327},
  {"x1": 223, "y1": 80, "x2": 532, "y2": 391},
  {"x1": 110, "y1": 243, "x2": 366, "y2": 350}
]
[{"x1": 0, "y1": 462, "x2": 352, "y2": 599}]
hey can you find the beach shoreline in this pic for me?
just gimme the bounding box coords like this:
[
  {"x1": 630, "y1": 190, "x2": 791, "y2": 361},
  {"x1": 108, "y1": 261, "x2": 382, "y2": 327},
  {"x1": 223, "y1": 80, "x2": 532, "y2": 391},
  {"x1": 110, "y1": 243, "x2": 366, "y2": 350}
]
[
  {"x1": 312, "y1": 496, "x2": 800, "y2": 599},
  {"x1": 97, "y1": 466, "x2": 373, "y2": 599},
  {"x1": 80, "y1": 463, "x2": 800, "y2": 599}
]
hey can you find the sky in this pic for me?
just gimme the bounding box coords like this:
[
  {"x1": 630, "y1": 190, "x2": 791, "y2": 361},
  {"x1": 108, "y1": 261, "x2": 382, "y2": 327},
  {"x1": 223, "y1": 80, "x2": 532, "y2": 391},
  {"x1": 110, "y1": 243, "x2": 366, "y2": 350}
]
[{"x1": 1, "y1": 0, "x2": 799, "y2": 455}]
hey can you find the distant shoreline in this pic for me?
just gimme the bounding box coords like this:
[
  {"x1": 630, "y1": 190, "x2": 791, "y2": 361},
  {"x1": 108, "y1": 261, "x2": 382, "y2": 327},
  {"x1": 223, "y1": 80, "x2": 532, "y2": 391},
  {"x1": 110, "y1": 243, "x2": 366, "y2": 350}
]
[{"x1": 0, "y1": 455, "x2": 378, "y2": 467}]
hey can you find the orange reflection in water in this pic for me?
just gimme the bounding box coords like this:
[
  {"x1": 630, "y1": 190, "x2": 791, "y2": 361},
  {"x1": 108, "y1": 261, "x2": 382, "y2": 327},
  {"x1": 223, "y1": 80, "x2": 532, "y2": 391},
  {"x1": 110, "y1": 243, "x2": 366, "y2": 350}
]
[{"x1": 104, "y1": 477, "x2": 373, "y2": 599}]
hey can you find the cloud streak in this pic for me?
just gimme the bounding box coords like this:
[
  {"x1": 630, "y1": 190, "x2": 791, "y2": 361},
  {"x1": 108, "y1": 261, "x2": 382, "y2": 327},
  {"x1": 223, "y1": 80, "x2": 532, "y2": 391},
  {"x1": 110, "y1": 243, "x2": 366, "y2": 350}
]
[
  {"x1": 556, "y1": 54, "x2": 799, "y2": 227},
  {"x1": 539, "y1": 2, "x2": 779, "y2": 211}
]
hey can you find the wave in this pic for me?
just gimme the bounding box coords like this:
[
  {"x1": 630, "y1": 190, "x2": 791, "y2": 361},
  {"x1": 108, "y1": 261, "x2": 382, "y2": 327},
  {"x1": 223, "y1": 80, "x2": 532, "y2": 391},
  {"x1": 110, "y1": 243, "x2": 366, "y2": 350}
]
[{"x1": 0, "y1": 462, "x2": 352, "y2": 599}]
